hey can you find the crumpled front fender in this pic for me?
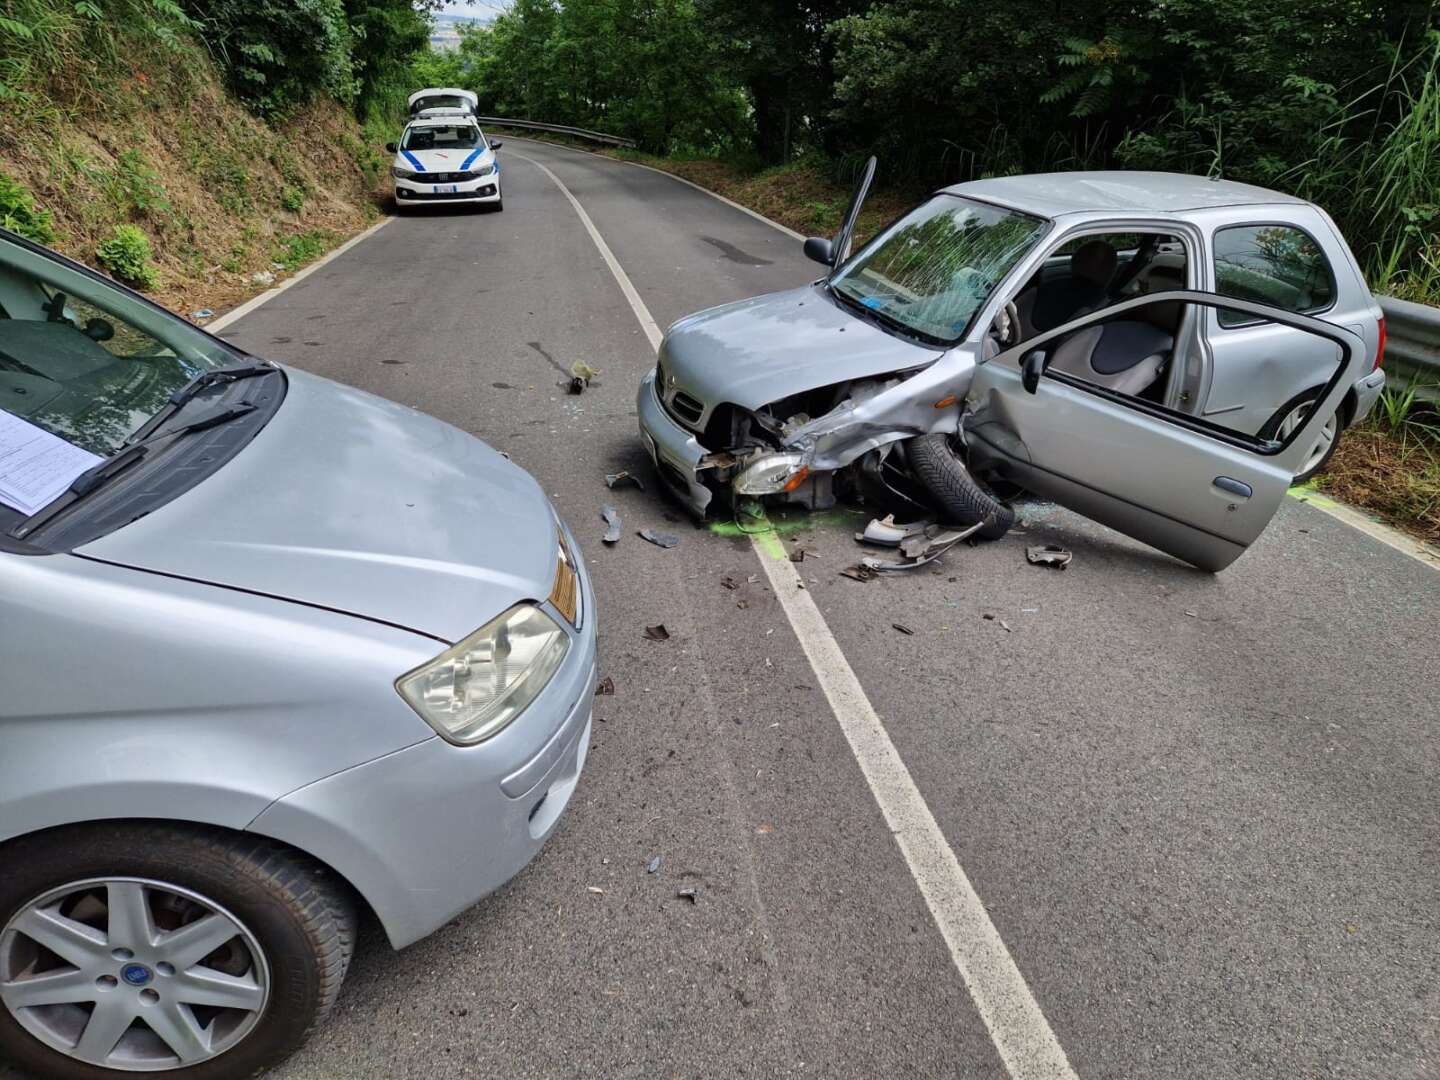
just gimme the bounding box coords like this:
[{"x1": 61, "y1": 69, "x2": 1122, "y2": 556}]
[{"x1": 781, "y1": 346, "x2": 980, "y2": 470}]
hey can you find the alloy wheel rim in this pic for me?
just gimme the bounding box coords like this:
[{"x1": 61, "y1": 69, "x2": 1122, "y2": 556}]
[
  {"x1": 0, "y1": 877, "x2": 269, "y2": 1072},
  {"x1": 1278, "y1": 402, "x2": 1338, "y2": 476}
]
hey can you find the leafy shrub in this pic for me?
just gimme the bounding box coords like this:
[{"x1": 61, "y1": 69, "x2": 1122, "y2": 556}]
[
  {"x1": 97, "y1": 224, "x2": 159, "y2": 288},
  {"x1": 107, "y1": 149, "x2": 170, "y2": 215},
  {"x1": 281, "y1": 187, "x2": 305, "y2": 212},
  {"x1": 0, "y1": 173, "x2": 56, "y2": 243},
  {"x1": 273, "y1": 230, "x2": 332, "y2": 270}
]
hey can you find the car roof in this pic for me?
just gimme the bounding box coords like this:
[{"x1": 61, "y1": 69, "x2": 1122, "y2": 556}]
[{"x1": 942, "y1": 171, "x2": 1311, "y2": 218}]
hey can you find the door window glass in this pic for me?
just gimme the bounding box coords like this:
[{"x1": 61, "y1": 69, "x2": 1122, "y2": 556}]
[{"x1": 1213, "y1": 225, "x2": 1334, "y2": 327}]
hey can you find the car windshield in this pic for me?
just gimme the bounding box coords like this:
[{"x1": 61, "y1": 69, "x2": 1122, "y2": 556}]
[
  {"x1": 830, "y1": 195, "x2": 1048, "y2": 343},
  {"x1": 0, "y1": 234, "x2": 236, "y2": 459},
  {"x1": 402, "y1": 125, "x2": 482, "y2": 151}
]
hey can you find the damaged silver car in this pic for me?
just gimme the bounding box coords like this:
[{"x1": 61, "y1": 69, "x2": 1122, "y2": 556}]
[{"x1": 637, "y1": 164, "x2": 1387, "y2": 572}]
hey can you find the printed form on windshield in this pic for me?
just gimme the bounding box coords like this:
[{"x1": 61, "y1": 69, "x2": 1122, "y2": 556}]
[{"x1": 0, "y1": 410, "x2": 102, "y2": 517}]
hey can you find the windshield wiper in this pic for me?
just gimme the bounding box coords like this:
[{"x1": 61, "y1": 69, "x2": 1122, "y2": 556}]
[
  {"x1": 10, "y1": 403, "x2": 257, "y2": 539},
  {"x1": 127, "y1": 362, "x2": 275, "y2": 445}
]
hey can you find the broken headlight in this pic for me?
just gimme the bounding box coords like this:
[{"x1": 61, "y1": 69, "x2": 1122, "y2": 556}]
[
  {"x1": 396, "y1": 605, "x2": 570, "y2": 745},
  {"x1": 733, "y1": 451, "x2": 810, "y2": 495}
]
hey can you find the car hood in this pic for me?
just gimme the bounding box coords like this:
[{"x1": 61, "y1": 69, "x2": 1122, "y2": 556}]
[
  {"x1": 395, "y1": 146, "x2": 494, "y2": 174},
  {"x1": 79, "y1": 368, "x2": 558, "y2": 644},
  {"x1": 661, "y1": 283, "x2": 941, "y2": 411}
]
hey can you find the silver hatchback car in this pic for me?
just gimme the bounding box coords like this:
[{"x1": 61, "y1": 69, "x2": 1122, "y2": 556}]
[
  {"x1": 639, "y1": 169, "x2": 1387, "y2": 572},
  {"x1": 0, "y1": 230, "x2": 595, "y2": 1077}
]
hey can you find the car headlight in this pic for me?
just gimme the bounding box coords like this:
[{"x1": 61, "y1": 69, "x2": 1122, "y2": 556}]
[
  {"x1": 396, "y1": 605, "x2": 570, "y2": 745},
  {"x1": 472, "y1": 162, "x2": 496, "y2": 177},
  {"x1": 733, "y1": 451, "x2": 810, "y2": 495},
  {"x1": 391, "y1": 166, "x2": 419, "y2": 180}
]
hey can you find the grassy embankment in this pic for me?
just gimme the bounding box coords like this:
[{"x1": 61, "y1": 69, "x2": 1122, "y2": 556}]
[{"x1": 0, "y1": 4, "x2": 391, "y2": 317}]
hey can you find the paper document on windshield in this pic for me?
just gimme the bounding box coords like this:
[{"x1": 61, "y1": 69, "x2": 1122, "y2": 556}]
[{"x1": 0, "y1": 411, "x2": 103, "y2": 517}]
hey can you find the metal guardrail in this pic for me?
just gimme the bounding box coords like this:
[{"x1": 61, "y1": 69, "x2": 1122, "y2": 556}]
[
  {"x1": 476, "y1": 117, "x2": 636, "y2": 149},
  {"x1": 1378, "y1": 295, "x2": 1440, "y2": 390}
]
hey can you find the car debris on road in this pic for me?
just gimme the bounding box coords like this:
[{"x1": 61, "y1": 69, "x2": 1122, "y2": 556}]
[
  {"x1": 1026, "y1": 544, "x2": 1073, "y2": 569},
  {"x1": 638, "y1": 528, "x2": 680, "y2": 548},
  {"x1": 602, "y1": 505, "x2": 622, "y2": 543}
]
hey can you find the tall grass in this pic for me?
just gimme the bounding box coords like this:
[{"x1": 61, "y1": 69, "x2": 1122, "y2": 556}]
[
  {"x1": 1289, "y1": 30, "x2": 1440, "y2": 302},
  {"x1": 0, "y1": 0, "x2": 194, "y2": 129}
]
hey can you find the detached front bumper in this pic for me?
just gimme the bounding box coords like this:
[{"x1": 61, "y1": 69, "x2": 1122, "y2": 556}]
[
  {"x1": 395, "y1": 172, "x2": 501, "y2": 204},
  {"x1": 249, "y1": 518, "x2": 596, "y2": 949},
  {"x1": 637, "y1": 369, "x2": 713, "y2": 516}
]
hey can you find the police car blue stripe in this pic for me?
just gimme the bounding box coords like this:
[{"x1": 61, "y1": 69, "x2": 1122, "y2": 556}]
[
  {"x1": 460, "y1": 148, "x2": 485, "y2": 170},
  {"x1": 401, "y1": 150, "x2": 425, "y2": 173}
]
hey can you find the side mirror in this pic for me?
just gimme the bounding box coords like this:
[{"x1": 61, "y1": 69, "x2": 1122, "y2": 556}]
[
  {"x1": 385, "y1": 142, "x2": 398, "y2": 153},
  {"x1": 1021, "y1": 349, "x2": 1047, "y2": 394},
  {"x1": 803, "y1": 236, "x2": 834, "y2": 267},
  {"x1": 490, "y1": 139, "x2": 502, "y2": 150}
]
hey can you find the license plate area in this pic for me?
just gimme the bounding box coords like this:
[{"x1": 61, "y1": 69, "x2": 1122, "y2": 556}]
[{"x1": 436, "y1": 184, "x2": 458, "y2": 193}]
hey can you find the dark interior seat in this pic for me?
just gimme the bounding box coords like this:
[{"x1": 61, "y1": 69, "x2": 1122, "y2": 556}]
[{"x1": 1017, "y1": 240, "x2": 1118, "y2": 337}]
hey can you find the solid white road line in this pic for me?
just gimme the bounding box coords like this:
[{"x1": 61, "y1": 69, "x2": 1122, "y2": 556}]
[
  {"x1": 208, "y1": 216, "x2": 394, "y2": 333},
  {"x1": 513, "y1": 147, "x2": 1080, "y2": 1080},
  {"x1": 515, "y1": 136, "x2": 1440, "y2": 575}
]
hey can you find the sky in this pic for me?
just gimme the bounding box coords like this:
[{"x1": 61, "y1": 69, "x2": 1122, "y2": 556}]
[{"x1": 441, "y1": 2, "x2": 506, "y2": 14}]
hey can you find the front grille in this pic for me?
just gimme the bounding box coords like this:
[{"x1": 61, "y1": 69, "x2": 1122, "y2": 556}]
[
  {"x1": 670, "y1": 392, "x2": 704, "y2": 425},
  {"x1": 412, "y1": 171, "x2": 472, "y2": 183}
]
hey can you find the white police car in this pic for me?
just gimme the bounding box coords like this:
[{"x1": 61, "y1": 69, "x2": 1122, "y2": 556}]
[{"x1": 387, "y1": 118, "x2": 502, "y2": 212}]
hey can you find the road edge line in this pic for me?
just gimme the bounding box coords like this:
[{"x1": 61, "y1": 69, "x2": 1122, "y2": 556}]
[
  {"x1": 208, "y1": 215, "x2": 394, "y2": 333},
  {"x1": 1288, "y1": 486, "x2": 1440, "y2": 569},
  {"x1": 514, "y1": 146, "x2": 1079, "y2": 1080}
]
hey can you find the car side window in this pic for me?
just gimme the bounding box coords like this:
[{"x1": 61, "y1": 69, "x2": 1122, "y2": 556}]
[{"x1": 1213, "y1": 225, "x2": 1334, "y2": 328}]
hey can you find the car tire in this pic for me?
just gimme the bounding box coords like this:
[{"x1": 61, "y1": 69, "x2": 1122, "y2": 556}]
[
  {"x1": 1260, "y1": 387, "x2": 1343, "y2": 484},
  {"x1": 0, "y1": 823, "x2": 355, "y2": 1080},
  {"x1": 907, "y1": 432, "x2": 1015, "y2": 541}
]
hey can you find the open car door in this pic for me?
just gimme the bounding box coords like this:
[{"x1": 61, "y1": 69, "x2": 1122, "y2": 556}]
[{"x1": 965, "y1": 291, "x2": 1365, "y2": 571}]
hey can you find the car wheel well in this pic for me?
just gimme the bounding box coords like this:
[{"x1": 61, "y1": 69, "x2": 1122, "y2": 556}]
[{"x1": 0, "y1": 817, "x2": 380, "y2": 936}]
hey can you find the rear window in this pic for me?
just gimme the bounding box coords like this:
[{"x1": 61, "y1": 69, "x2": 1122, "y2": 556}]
[{"x1": 1213, "y1": 225, "x2": 1335, "y2": 327}]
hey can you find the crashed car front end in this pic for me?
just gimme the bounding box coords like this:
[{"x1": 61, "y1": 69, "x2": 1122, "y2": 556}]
[{"x1": 638, "y1": 288, "x2": 975, "y2": 519}]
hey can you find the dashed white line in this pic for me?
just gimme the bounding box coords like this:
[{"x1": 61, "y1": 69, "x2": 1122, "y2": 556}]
[{"x1": 513, "y1": 145, "x2": 1080, "y2": 1080}]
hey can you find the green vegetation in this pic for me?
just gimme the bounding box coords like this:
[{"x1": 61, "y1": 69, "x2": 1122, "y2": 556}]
[
  {"x1": 96, "y1": 223, "x2": 159, "y2": 288},
  {"x1": 0, "y1": 0, "x2": 434, "y2": 308},
  {"x1": 423, "y1": 1, "x2": 1440, "y2": 303},
  {"x1": 273, "y1": 229, "x2": 334, "y2": 270},
  {"x1": 1320, "y1": 381, "x2": 1440, "y2": 545},
  {"x1": 0, "y1": 173, "x2": 55, "y2": 243}
]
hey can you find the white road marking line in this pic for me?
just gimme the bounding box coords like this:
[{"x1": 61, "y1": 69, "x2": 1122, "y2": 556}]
[
  {"x1": 208, "y1": 216, "x2": 394, "y2": 333},
  {"x1": 515, "y1": 146, "x2": 1079, "y2": 1080},
  {"x1": 1288, "y1": 488, "x2": 1440, "y2": 570},
  {"x1": 516, "y1": 138, "x2": 1440, "y2": 575}
]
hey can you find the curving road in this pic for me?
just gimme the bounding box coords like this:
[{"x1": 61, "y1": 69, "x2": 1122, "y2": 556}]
[{"x1": 205, "y1": 139, "x2": 1439, "y2": 1079}]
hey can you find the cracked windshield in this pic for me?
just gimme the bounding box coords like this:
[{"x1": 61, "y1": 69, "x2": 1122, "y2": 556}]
[{"x1": 830, "y1": 196, "x2": 1047, "y2": 342}]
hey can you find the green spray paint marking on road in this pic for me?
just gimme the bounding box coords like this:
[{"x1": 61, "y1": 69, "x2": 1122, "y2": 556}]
[
  {"x1": 707, "y1": 506, "x2": 868, "y2": 560},
  {"x1": 1288, "y1": 480, "x2": 1340, "y2": 508}
]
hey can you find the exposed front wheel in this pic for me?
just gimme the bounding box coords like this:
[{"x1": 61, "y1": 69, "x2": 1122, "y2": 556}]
[
  {"x1": 906, "y1": 433, "x2": 1015, "y2": 541},
  {"x1": 0, "y1": 825, "x2": 355, "y2": 1079},
  {"x1": 1262, "y1": 389, "x2": 1342, "y2": 484}
]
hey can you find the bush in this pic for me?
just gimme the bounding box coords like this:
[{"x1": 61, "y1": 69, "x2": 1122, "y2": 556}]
[
  {"x1": 281, "y1": 187, "x2": 305, "y2": 212},
  {"x1": 97, "y1": 224, "x2": 159, "y2": 288},
  {"x1": 0, "y1": 173, "x2": 56, "y2": 244},
  {"x1": 273, "y1": 229, "x2": 332, "y2": 270}
]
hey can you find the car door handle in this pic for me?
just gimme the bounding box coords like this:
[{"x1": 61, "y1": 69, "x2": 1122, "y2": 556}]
[{"x1": 1212, "y1": 476, "x2": 1253, "y2": 499}]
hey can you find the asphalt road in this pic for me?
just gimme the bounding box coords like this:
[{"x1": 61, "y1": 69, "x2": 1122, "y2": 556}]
[{"x1": 213, "y1": 140, "x2": 1439, "y2": 1079}]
